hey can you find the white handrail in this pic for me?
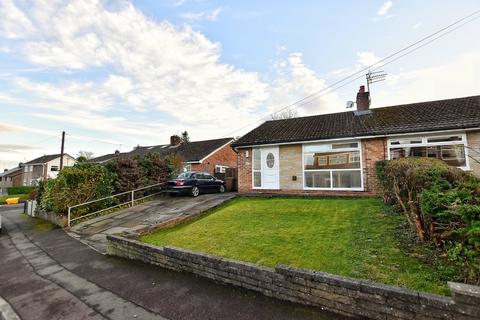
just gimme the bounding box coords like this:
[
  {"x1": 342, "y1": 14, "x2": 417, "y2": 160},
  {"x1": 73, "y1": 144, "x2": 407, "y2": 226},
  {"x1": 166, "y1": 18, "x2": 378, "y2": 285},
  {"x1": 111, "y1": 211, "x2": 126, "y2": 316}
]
[{"x1": 67, "y1": 182, "x2": 164, "y2": 227}]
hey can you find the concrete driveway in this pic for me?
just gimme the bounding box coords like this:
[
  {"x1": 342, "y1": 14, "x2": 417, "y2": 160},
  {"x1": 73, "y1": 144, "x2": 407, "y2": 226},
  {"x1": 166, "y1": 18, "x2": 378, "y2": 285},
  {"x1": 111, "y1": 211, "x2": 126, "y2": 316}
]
[{"x1": 69, "y1": 193, "x2": 236, "y2": 253}]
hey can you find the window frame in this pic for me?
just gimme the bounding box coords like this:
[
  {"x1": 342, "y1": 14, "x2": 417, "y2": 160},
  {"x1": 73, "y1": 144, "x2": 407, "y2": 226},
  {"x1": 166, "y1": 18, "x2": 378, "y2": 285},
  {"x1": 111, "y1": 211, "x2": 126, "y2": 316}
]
[
  {"x1": 387, "y1": 132, "x2": 470, "y2": 170},
  {"x1": 215, "y1": 165, "x2": 228, "y2": 174},
  {"x1": 252, "y1": 148, "x2": 262, "y2": 189},
  {"x1": 302, "y1": 140, "x2": 364, "y2": 191}
]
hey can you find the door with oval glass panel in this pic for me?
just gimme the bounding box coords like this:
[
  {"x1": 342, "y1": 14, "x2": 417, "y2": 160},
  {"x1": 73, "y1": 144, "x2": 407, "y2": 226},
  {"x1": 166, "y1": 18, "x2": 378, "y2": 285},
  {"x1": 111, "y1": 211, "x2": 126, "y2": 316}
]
[{"x1": 261, "y1": 147, "x2": 279, "y2": 189}]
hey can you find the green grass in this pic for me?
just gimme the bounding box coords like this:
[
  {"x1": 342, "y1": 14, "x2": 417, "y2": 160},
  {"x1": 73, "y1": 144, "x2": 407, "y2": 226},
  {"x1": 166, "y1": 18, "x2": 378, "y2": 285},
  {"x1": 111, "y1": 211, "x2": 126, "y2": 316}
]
[
  {"x1": 141, "y1": 197, "x2": 457, "y2": 295},
  {"x1": 0, "y1": 193, "x2": 30, "y2": 204}
]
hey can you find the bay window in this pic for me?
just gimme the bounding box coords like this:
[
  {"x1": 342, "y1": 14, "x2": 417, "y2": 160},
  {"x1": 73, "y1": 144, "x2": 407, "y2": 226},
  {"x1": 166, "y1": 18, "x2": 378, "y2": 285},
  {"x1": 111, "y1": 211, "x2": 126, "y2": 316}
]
[
  {"x1": 303, "y1": 141, "x2": 363, "y2": 190},
  {"x1": 388, "y1": 134, "x2": 468, "y2": 168}
]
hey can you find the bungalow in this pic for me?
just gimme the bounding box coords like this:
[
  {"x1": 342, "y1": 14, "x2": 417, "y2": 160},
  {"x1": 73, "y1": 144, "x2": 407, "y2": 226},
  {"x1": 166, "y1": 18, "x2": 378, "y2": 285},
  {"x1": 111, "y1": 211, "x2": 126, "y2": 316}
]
[
  {"x1": 91, "y1": 136, "x2": 237, "y2": 176},
  {"x1": 231, "y1": 87, "x2": 480, "y2": 195}
]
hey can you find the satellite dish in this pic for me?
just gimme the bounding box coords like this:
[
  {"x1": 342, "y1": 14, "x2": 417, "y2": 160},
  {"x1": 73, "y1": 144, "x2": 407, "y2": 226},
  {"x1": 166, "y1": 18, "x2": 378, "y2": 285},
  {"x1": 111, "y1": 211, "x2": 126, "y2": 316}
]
[{"x1": 346, "y1": 101, "x2": 355, "y2": 109}]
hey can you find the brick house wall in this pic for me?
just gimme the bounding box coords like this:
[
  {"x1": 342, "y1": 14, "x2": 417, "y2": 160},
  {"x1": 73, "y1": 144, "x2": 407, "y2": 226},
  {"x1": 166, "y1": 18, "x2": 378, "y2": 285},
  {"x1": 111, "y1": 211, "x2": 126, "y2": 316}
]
[
  {"x1": 237, "y1": 138, "x2": 387, "y2": 196},
  {"x1": 237, "y1": 148, "x2": 252, "y2": 193},
  {"x1": 190, "y1": 143, "x2": 237, "y2": 176},
  {"x1": 361, "y1": 138, "x2": 387, "y2": 194},
  {"x1": 467, "y1": 130, "x2": 480, "y2": 177}
]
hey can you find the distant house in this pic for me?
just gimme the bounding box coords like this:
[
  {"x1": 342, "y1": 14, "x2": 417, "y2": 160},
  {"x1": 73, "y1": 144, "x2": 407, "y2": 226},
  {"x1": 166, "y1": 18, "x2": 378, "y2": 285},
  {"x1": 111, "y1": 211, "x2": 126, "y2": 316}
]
[
  {"x1": 231, "y1": 88, "x2": 480, "y2": 195},
  {"x1": 0, "y1": 167, "x2": 22, "y2": 194},
  {"x1": 91, "y1": 136, "x2": 237, "y2": 176},
  {"x1": 20, "y1": 154, "x2": 76, "y2": 186},
  {"x1": 89, "y1": 150, "x2": 126, "y2": 164}
]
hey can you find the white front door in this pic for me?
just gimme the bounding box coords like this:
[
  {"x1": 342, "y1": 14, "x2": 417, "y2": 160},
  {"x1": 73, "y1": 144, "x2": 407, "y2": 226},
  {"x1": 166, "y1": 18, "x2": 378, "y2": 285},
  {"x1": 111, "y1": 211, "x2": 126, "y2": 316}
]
[{"x1": 261, "y1": 147, "x2": 279, "y2": 189}]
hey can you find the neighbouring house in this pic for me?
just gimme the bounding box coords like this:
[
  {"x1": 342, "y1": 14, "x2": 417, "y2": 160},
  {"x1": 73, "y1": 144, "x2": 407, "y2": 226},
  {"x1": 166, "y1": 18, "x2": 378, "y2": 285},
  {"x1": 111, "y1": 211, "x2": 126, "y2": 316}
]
[
  {"x1": 89, "y1": 150, "x2": 127, "y2": 164},
  {"x1": 231, "y1": 87, "x2": 480, "y2": 195},
  {"x1": 92, "y1": 136, "x2": 237, "y2": 176},
  {"x1": 19, "y1": 154, "x2": 76, "y2": 186},
  {"x1": 0, "y1": 167, "x2": 22, "y2": 194}
]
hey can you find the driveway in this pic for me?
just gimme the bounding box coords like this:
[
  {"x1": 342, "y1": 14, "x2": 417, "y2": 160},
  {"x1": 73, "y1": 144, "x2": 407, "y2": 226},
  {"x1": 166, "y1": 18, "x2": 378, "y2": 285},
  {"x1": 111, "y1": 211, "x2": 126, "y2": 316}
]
[
  {"x1": 0, "y1": 205, "x2": 348, "y2": 320},
  {"x1": 69, "y1": 193, "x2": 236, "y2": 253}
]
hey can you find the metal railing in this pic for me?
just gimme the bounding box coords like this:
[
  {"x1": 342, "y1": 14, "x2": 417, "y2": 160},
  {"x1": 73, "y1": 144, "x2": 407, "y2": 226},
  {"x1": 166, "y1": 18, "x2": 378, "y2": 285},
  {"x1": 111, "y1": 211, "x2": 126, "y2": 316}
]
[{"x1": 67, "y1": 183, "x2": 164, "y2": 227}]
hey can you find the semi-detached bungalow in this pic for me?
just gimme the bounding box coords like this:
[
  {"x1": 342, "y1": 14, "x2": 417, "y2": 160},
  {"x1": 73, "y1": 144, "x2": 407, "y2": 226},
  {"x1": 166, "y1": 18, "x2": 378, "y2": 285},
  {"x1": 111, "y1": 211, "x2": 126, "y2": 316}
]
[{"x1": 231, "y1": 87, "x2": 480, "y2": 195}]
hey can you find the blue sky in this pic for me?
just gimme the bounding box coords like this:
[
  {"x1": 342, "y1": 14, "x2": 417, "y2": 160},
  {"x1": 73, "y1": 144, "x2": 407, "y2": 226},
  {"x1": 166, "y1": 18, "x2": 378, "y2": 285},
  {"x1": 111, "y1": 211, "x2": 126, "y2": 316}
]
[{"x1": 1, "y1": 0, "x2": 480, "y2": 169}]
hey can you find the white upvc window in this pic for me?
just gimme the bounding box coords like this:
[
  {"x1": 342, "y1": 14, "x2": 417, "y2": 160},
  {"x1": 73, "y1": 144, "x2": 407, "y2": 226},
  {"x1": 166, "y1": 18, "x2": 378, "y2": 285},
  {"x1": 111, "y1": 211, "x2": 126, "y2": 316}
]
[
  {"x1": 215, "y1": 165, "x2": 228, "y2": 173},
  {"x1": 387, "y1": 133, "x2": 469, "y2": 170},
  {"x1": 303, "y1": 141, "x2": 364, "y2": 191},
  {"x1": 252, "y1": 149, "x2": 262, "y2": 188}
]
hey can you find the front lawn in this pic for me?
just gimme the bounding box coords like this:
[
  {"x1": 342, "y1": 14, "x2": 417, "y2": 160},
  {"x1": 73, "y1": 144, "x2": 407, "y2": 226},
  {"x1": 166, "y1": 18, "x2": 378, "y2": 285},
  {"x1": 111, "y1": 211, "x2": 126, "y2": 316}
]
[
  {"x1": 0, "y1": 194, "x2": 31, "y2": 204},
  {"x1": 141, "y1": 197, "x2": 457, "y2": 295}
]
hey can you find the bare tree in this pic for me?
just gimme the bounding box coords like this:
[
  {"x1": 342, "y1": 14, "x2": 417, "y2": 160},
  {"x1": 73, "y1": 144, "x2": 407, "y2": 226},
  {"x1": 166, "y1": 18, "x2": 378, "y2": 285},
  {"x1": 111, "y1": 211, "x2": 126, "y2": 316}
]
[
  {"x1": 270, "y1": 108, "x2": 299, "y2": 120},
  {"x1": 77, "y1": 150, "x2": 94, "y2": 160}
]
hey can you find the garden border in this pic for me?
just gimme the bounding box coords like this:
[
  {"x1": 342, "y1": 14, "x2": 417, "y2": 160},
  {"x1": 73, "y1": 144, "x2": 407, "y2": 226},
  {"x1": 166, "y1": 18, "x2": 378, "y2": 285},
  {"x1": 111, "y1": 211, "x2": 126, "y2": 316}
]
[{"x1": 107, "y1": 233, "x2": 480, "y2": 320}]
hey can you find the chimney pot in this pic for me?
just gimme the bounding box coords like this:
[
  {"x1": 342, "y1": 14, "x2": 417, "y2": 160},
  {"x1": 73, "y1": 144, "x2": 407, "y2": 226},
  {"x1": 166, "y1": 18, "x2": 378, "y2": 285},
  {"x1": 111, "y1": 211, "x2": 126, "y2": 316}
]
[
  {"x1": 359, "y1": 85, "x2": 365, "y2": 93},
  {"x1": 170, "y1": 135, "x2": 181, "y2": 146}
]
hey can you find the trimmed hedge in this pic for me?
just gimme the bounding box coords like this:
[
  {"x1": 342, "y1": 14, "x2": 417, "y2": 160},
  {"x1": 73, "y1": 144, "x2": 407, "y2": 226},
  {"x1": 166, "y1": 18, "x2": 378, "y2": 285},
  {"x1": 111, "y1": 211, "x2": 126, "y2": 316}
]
[{"x1": 7, "y1": 186, "x2": 35, "y2": 195}]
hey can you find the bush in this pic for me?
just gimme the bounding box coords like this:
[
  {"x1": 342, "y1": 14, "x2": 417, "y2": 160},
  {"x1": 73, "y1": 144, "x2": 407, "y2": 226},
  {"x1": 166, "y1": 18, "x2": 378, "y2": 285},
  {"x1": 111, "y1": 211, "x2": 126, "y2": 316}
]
[
  {"x1": 378, "y1": 157, "x2": 480, "y2": 284},
  {"x1": 105, "y1": 156, "x2": 143, "y2": 193},
  {"x1": 7, "y1": 186, "x2": 35, "y2": 195},
  {"x1": 40, "y1": 163, "x2": 116, "y2": 216}
]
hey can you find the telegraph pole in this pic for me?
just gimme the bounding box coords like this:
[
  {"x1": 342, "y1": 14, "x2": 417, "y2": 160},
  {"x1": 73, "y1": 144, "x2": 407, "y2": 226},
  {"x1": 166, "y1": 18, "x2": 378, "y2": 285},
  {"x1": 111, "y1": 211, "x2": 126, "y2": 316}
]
[{"x1": 60, "y1": 131, "x2": 65, "y2": 171}]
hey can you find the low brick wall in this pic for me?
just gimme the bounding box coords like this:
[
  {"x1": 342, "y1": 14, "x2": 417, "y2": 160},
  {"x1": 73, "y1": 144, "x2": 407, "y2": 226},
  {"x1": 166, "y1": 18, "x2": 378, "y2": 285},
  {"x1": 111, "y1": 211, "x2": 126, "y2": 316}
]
[{"x1": 107, "y1": 234, "x2": 480, "y2": 320}]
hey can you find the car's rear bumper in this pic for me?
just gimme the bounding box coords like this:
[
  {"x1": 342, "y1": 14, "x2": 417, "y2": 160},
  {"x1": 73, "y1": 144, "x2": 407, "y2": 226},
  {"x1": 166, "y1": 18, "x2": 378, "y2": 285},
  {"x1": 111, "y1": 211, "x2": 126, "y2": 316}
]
[{"x1": 166, "y1": 186, "x2": 192, "y2": 194}]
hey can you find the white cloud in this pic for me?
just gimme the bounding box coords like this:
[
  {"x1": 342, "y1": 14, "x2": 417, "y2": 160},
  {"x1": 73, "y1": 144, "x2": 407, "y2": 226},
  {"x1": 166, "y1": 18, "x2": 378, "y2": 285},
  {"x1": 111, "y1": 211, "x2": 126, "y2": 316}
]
[
  {"x1": 357, "y1": 51, "x2": 381, "y2": 67},
  {"x1": 180, "y1": 7, "x2": 222, "y2": 22},
  {"x1": 413, "y1": 22, "x2": 422, "y2": 29},
  {"x1": 0, "y1": 0, "x2": 35, "y2": 38},
  {"x1": 373, "y1": 52, "x2": 480, "y2": 107},
  {"x1": 268, "y1": 53, "x2": 343, "y2": 116},
  {"x1": 0, "y1": 0, "x2": 268, "y2": 140},
  {"x1": 377, "y1": 1, "x2": 393, "y2": 16}
]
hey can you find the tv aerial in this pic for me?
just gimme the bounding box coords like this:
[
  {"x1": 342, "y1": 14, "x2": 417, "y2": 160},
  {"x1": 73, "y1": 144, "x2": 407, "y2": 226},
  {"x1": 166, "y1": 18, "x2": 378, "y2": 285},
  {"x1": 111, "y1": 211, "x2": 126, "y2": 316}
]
[{"x1": 366, "y1": 69, "x2": 387, "y2": 92}]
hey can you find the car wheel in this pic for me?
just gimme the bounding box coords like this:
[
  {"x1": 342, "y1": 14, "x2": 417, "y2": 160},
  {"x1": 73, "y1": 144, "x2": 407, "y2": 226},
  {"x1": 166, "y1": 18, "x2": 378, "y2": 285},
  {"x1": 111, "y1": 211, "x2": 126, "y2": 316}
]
[
  {"x1": 219, "y1": 185, "x2": 225, "y2": 193},
  {"x1": 191, "y1": 186, "x2": 200, "y2": 197}
]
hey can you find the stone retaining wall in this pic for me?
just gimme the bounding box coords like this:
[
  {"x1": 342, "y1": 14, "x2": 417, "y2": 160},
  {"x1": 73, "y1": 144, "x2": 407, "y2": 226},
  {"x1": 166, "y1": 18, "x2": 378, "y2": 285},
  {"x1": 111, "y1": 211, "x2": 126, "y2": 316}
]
[{"x1": 107, "y1": 234, "x2": 480, "y2": 320}]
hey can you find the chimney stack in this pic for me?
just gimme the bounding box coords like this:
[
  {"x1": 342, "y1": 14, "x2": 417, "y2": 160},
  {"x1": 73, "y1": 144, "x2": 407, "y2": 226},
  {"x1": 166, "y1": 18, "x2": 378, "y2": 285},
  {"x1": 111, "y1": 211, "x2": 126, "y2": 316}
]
[
  {"x1": 170, "y1": 135, "x2": 181, "y2": 146},
  {"x1": 356, "y1": 85, "x2": 370, "y2": 112},
  {"x1": 114, "y1": 150, "x2": 120, "y2": 155}
]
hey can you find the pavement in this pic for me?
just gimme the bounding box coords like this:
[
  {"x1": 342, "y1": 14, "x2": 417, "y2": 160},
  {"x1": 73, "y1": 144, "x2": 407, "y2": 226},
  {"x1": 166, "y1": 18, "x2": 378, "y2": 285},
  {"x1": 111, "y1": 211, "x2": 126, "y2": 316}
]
[
  {"x1": 0, "y1": 204, "x2": 350, "y2": 320},
  {"x1": 69, "y1": 193, "x2": 236, "y2": 253}
]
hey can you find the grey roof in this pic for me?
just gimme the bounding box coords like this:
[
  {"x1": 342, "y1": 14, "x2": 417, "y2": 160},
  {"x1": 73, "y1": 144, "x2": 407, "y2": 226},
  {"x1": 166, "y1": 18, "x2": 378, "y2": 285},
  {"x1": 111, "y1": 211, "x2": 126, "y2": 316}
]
[
  {"x1": 232, "y1": 95, "x2": 480, "y2": 147},
  {"x1": 0, "y1": 166, "x2": 21, "y2": 177},
  {"x1": 89, "y1": 152, "x2": 128, "y2": 163},
  {"x1": 130, "y1": 138, "x2": 234, "y2": 162},
  {"x1": 24, "y1": 153, "x2": 74, "y2": 165},
  {"x1": 92, "y1": 138, "x2": 234, "y2": 163}
]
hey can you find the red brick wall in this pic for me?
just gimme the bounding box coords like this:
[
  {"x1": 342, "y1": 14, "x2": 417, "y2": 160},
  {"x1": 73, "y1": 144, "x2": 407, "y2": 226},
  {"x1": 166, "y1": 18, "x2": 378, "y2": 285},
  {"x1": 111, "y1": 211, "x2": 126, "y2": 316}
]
[
  {"x1": 361, "y1": 138, "x2": 387, "y2": 194},
  {"x1": 190, "y1": 143, "x2": 237, "y2": 176},
  {"x1": 237, "y1": 148, "x2": 252, "y2": 193},
  {"x1": 236, "y1": 138, "x2": 387, "y2": 196}
]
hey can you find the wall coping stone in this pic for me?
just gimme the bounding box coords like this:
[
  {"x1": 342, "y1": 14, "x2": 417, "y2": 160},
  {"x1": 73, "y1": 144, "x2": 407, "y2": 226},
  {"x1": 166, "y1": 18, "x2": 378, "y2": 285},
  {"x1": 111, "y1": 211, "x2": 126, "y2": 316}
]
[{"x1": 107, "y1": 233, "x2": 480, "y2": 320}]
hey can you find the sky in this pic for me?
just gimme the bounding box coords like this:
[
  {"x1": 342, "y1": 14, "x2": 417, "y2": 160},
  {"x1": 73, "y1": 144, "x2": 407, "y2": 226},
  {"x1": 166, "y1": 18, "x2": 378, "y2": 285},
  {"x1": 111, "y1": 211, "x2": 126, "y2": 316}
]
[{"x1": 1, "y1": 0, "x2": 480, "y2": 169}]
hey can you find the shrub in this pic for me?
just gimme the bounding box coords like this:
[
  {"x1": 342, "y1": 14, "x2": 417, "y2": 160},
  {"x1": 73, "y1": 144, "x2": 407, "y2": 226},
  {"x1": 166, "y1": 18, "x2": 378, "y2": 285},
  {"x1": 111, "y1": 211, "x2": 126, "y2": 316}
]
[
  {"x1": 40, "y1": 163, "x2": 116, "y2": 215},
  {"x1": 378, "y1": 157, "x2": 480, "y2": 284},
  {"x1": 7, "y1": 186, "x2": 35, "y2": 195},
  {"x1": 105, "y1": 156, "x2": 143, "y2": 193},
  {"x1": 138, "y1": 153, "x2": 170, "y2": 186}
]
